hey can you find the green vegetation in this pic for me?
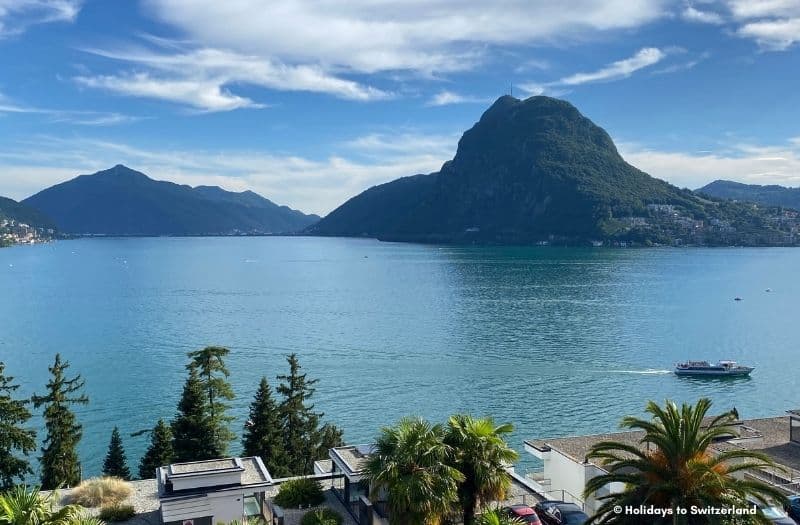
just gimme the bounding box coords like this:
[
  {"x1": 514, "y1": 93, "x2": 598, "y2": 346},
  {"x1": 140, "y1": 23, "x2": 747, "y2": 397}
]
[
  {"x1": 139, "y1": 351, "x2": 341, "y2": 477},
  {"x1": 21, "y1": 164, "x2": 318, "y2": 235},
  {"x1": 31, "y1": 354, "x2": 88, "y2": 490},
  {"x1": 242, "y1": 378, "x2": 287, "y2": 477},
  {"x1": 272, "y1": 478, "x2": 325, "y2": 509},
  {"x1": 0, "y1": 196, "x2": 55, "y2": 230},
  {"x1": 171, "y1": 367, "x2": 217, "y2": 462},
  {"x1": 445, "y1": 415, "x2": 519, "y2": 525},
  {"x1": 0, "y1": 485, "x2": 84, "y2": 525},
  {"x1": 98, "y1": 504, "x2": 135, "y2": 522},
  {"x1": 102, "y1": 428, "x2": 130, "y2": 480},
  {"x1": 584, "y1": 398, "x2": 786, "y2": 524},
  {"x1": 698, "y1": 180, "x2": 800, "y2": 210},
  {"x1": 186, "y1": 346, "x2": 236, "y2": 457},
  {"x1": 364, "y1": 414, "x2": 519, "y2": 525},
  {"x1": 300, "y1": 508, "x2": 342, "y2": 525},
  {"x1": 277, "y1": 354, "x2": 344, "y2": 475},
  {"x1": 310, "y1": 95, "x2": 795, "y2": 247},
  {"x1": 137, "y1": 419, "x2": 173, "y2": 480},
  {"x1": 475, "y1": 509, "x2": 524, "y2": 525},
  {"x1": 365, "y1": 417, "x2": 464, "y2": 525},
  {"x1": 0, "y1": 363, "x2": 36, "y2": 490},
  {"x1": 69, "y1": 477, "x2": 131, "y2": 508}
]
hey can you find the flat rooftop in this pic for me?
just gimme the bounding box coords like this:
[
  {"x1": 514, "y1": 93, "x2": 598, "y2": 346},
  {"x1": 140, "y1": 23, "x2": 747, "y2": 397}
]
[
  {"x1": 527, "y1": 415, "x2": 800, "y2": 473},
  {"x1": 159, "y1": 456, "x2": 272, "y2": 496},
  {"x1": 330, "y1": 444, "x2": 373, "y2": 475},
  {"x1": 170, "y1": 458, "x2": 240, "y2": 474}
]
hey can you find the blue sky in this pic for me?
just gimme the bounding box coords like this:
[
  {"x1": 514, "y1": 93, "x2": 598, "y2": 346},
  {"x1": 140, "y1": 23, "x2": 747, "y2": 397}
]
[{"x1": 0, "y1": 0, "x2": 798, "y2": 215}]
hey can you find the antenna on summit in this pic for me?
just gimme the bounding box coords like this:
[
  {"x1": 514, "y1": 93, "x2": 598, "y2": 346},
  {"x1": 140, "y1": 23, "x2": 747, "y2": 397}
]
[{"x1": 509, "y1": 84, "x2": 513, "y2": 97}]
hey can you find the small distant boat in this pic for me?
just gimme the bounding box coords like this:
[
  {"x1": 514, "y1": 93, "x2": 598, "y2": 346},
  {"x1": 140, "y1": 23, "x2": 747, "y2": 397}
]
[
  {"x1": 674, "y1": 360, "x2": 754, "y2": 377},
  {"x1": 734, "y1": 297, "x2": 743, "y2": 301}
]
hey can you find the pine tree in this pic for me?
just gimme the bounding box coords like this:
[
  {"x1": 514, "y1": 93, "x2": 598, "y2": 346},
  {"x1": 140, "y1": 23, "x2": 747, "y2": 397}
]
[
  {"x1": 31, "y1": 354, "x2": 88, "y2": 489},
  {"x1": 0, "y1": 362, "x2": 37, "y2": 490},
  {"x1": 242, "y1": 377, "x2": 289, "y2": 477},
  {"x1": 318, "y1": 422, "x2": 345, "y2": 458},
  {"x1": 102, "y1": 426, "x2": 131, "y2": 480},
  {"x1": 138, "y1": 419, "x2": 174, "y2": 479},
  {"x1": 187, "y1": 346, "x2": 235, "y2": 456},
  {"x1": 276, "y1": 354, "x2": 324, "y2": 475},
  {"x1": 171, "y1": 367, "x2": 217, "y2": 462}
]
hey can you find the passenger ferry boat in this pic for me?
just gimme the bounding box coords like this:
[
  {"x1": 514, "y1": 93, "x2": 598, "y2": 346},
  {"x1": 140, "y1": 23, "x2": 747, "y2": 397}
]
[{"x1": 674, "y1": 360, "x2": 754, "y2": 377}]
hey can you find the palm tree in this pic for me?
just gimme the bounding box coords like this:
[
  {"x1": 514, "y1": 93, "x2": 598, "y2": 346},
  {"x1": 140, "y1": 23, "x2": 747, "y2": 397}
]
[
  {"x1": 474, "y1": 509, "x2": 524, "y2": 525},
  {"x1": 0, "y1": 485, "x2": 82, "y2": 525},
  {"x1": 583, "y1": 398, "x2": 787, "y2": 524},
  {"x1": 445, "y1": 415, "x2": 519, "y2": 525},
  {"x1": 365, "y1": 417, "x2": 464, "y2": 525}
]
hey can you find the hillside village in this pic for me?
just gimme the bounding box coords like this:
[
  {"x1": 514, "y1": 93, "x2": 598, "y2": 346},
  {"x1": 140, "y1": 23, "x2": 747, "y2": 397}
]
[
  {"x1": 0, "y1": 217, "x2": 55, "y2": 246},
  {"x1": 599, "y1": 203, "x2": 800, "y2": 247}
]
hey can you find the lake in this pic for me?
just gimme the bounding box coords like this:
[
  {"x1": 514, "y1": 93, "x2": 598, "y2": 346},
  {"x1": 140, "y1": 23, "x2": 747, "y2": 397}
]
[{"x1": 1, "y1": 237, "x2": 798, "y2": 479}]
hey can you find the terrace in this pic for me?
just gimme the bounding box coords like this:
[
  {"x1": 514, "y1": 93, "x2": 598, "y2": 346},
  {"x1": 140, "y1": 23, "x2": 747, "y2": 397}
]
[
  {"x1": 316, "y1": 444, "x2": 542, "y2": 524},
  {"x1": 524, "y1": 413, "x2": 800, "y2": 514}
]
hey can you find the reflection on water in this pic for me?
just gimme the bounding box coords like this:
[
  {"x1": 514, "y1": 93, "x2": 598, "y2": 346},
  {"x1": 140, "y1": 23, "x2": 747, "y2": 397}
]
[{"x1": 1, "y1": 238, "x2": 798, "y2": 476}]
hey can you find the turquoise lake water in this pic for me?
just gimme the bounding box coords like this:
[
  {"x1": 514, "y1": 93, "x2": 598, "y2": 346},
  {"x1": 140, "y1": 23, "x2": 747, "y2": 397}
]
[{"x1": 1, "y1": 237, "x2": 799, "y2": 479}]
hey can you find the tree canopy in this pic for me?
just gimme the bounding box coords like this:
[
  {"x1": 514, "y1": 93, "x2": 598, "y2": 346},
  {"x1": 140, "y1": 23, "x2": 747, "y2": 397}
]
[{"x1": 31, "y1": 354, "x2": 88, "y2": 489}]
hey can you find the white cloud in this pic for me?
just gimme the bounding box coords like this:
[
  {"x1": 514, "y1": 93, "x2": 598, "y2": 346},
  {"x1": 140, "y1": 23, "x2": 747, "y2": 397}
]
[
  {"x1": 142, "y1": 0, "x2": 668, "y2": 75},
  {"x1": 426, "y1": 91, "x2": 486, "y2": 106},
  {"x1": 74, "y1": 73, "x2": 261, "y2": 112},
  {"x1": 519, "y1": 47, "x2": 668, "y2": 95},
  {"x1": 0, "y1": 91, "x2": 145, "y2": 125},
  {"x1": 737, "y1": 17, "x2": 800, "y2": 50},
  {"x1": 0, "y1": 132, "x2": 456, "y2": 214},
  {"x1": 0, "y1": 0, "x2": 80, "y2": 36},
  {"x1": 682, "y1": 6, "x2": 725, "y2": 24},
  {"x1": 76, "y1": 45, "x2": 393, "y2": 111},
  {"x1": 652, "y1": 50, "x2": 710, "y2": 74},
  {"x1": 618, "y1": 138, "x2": 800, "y2": 189},
  {"x1": 723, "y1": 0, "x2": 800, "y2": 50},
  {"x1": 726, "y1": 0, "x2": 799, "y2": 20},
  {"x1": 73, "y1": 1, "x2": 678, "y2": 110},
  {"x1": 560, "y1": 47, "x2": 666, "y2": 85}
]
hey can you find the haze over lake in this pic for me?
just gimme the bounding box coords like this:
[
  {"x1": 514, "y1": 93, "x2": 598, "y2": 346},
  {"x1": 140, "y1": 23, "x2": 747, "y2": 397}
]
[{"x1": 2, "y1": 237, "x2": 798, "y2": 478}]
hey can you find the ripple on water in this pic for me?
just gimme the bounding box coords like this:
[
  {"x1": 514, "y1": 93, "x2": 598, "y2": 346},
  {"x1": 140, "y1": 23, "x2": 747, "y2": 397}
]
[{"x1": 0, "y1": 239, "x2": 797, "y2": 476}]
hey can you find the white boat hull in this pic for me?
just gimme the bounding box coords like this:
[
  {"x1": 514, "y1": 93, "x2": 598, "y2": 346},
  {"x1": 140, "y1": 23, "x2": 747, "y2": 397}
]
[{"x1": 674, "y1": 367, "x2": 753, "y2": 377}]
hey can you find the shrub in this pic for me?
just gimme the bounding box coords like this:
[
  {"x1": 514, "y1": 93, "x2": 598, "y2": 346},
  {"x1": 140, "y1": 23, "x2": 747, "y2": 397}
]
[
  {"x1": 272, "y1": 478, "x2": 325, "y2": 508},
  {"x1": 99, "y1": 504, "x2": 136, "y2": 522},
  {"x1": 300, "y1": 509, "x2": 343, "y2": 525},
  {"x1": 70, "y1": 477, "x2": 132, "y2": 507}
]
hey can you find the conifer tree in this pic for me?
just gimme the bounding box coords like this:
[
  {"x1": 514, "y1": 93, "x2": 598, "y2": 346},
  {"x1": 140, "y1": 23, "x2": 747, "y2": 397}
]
[
  {"x1": 0, "y1": 362, "x2": 36, "y2": 490},
  {"x1": 318, "y1": 422, "x2": 345, "y2": 458},
  {"x1": 138, "y1": 419, "x2": 174, "y2": 479},
  {"x1": 242, "y1": 377, "x2": 288, "y2": 477},
  {"x1": 277, "y1": 353, "x2": 340, "y2": 475},
  {"x1": 171, "y1": 367, "x2": 217, "y2": 462},
  {"x1": 102, "y1": 426, "x2": 131, "y2": 480},
  {"x1": 31, "y1": 354, "x2": 88, "y2": 489},
  {"x1": 187, "y1": 346, "x2": 235, "y2": 456}
]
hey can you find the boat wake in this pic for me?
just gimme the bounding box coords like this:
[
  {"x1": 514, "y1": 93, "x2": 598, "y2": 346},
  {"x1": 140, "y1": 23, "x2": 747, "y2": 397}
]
[{"x1": 608, "y1": 368, "x2": 672, "y2": 375}]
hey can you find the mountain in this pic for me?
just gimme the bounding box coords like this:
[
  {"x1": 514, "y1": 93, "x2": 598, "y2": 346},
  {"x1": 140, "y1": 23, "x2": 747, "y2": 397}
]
[
  {"x1": 697, "y1": 180, "x2": 800, "y2": 210},
  {"x1": 309, "y1": 95, "x2": 794, "y2": 246},
  {"x1": 22, "y1": 165, "x2": 319, "y2": 235},
  {"x1": 0, "y1": 196, "x2": 55, "y2": 229}
]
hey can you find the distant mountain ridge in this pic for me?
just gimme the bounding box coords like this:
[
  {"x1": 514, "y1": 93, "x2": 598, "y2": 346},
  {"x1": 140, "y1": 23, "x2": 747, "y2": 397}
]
[
  {"x1": 309, "y1": 95, "x2": 792, "y2": 246},
  {"x1": 22, "y1": 165, "x2": 319, "y2": 235},
  {"x1": 0, "y1": 196, "x2": 55, "y2": 229},
  {"x1": 697, "y1": 180, "x2": 800, "y2": 210}
]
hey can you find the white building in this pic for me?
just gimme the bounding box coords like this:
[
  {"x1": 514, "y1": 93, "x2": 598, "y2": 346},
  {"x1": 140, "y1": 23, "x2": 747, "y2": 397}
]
[
  {"x1": 157, "y1": 457, "x2": 273, "y2": 525},
  {"x1": 524, "y1": 412, "x2": 800, "y2": 515}
]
